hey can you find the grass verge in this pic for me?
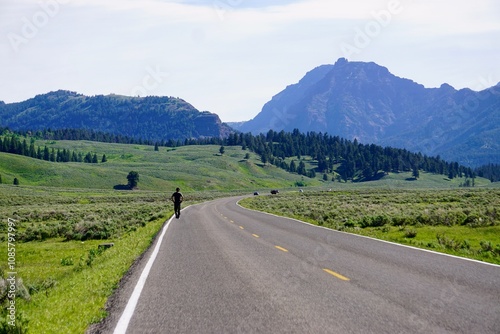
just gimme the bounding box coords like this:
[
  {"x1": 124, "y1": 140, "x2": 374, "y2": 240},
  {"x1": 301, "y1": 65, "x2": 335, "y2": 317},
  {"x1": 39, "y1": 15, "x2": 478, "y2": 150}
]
[
  {"x1": 240, "y1": 188, "x2": 500, "y2": 265},
  {"x1": 17, "y1": 216, "x2": 167, "y2": 333}
]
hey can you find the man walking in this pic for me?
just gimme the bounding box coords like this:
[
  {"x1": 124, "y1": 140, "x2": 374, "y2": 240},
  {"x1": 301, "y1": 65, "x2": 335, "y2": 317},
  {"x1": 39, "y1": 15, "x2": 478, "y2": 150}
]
[{"x1": 171, "y1": 187, "x2": 183, "y2": 218}]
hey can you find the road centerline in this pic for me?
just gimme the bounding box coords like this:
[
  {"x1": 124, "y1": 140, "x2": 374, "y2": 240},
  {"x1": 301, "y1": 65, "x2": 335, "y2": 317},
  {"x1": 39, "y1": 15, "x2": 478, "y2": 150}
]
[
  {"x1": 323, "y1": 268, "x2": 350, "y2": 281},
  {"x1": 275, "y1": 245, "x2": 289, "y2": 252}
]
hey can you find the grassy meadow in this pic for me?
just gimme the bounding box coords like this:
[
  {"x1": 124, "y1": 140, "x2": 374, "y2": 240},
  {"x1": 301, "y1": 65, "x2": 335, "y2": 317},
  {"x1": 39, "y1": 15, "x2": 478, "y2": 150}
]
[
  {"x1": 0, "y1": 141, "x2": 318, "y2": 191},
  {"x1": 240, "y1": 187, "x2": 500, "y2": 264},
  {"x1": 0, "y1": 138, "x2": 498, "y2": 333}
]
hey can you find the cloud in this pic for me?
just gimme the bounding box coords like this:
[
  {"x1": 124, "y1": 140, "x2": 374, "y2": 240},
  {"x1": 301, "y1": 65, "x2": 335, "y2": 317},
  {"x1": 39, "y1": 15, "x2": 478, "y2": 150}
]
[{"x1": 0, "y1": 0, "x2": 498, "y2": 121}]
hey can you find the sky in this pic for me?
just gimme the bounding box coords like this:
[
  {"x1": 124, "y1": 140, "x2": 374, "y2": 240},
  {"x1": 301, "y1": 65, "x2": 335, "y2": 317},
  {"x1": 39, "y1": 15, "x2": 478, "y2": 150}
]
[{"x1": 1, "y1": 0, "x2": 499, "y2": 122}]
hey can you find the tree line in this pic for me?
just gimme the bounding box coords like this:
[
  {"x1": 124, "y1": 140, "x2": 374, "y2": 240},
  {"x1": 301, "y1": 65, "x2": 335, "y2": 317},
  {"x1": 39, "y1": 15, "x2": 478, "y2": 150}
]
[
  {"x1": 216, "y1": 130, "x2": 477, "y2": 182},
  {"x1": 1, "y1": 127, "x2": 499, "y2": 182},
  {"x1": 0, "y1": 132, "x2": 105, "y2": 164},
  {"x1": 8, "y1": 127, "x2": 184, "y2": 147},
  {"x1": 475, "y1": 163, "x2": 500, "y2": 183}
]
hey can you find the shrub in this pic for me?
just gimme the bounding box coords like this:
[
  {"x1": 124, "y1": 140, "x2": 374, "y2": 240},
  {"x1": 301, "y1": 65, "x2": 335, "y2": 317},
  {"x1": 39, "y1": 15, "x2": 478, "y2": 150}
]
[
  {"x1": 27, "y1": 277, "x2": 57, "y2": 296},
  {"x1": 480, "y1": 240, "x2": 493, "y2": 252},
  {"x1": 361, "y1": 215, "x2": 390, "y2": 228},
  {"x1": 344, "y1": 220, "x2": 356, "y2": 228},
  {"x1": 381, "y1": 225, "x2": 391, "y2": 233},
  {"x1": 20, "y1": 224, "x2": 56, "y2": 242},
  {"x1": 60, "y1": 257, "x2": 74, "y2": 266},
  {"x1": 439, "y1": 211, "x2": 467, "y2": 226},
  {"x1": 461, "y1": 240, "x2": 471, "y2": 250},
  {"x1": 436, "y1": 233, "x2": 461, "y2": 251},
  {"x1": 464, "y1": 214, "x2": 482, "y2": 227},
  {"x1": 404, "y1": 229, "x2": 418, "y2": 238},
  {"x1": 391, "y1": 216, "x2": 416, "y2": 226},
  {"x1": 417, "y1": 213, "x2": 433, "y2": 225}
]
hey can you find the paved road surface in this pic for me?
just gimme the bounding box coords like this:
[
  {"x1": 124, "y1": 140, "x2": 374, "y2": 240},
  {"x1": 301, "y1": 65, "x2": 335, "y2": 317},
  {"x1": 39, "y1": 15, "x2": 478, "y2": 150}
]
[{"x1": 96, "y1": 196, "x2": 500, "y2": 333}]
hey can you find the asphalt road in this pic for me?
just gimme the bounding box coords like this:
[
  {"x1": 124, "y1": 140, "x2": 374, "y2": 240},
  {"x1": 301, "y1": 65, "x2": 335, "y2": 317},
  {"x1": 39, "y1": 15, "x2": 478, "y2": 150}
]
[{"x1": 96, "y1": 196, "x2": 500, "y2": 334}]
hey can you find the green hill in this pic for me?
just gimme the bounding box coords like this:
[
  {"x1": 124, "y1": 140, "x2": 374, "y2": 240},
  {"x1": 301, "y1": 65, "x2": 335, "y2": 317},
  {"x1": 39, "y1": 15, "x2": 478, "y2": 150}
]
[
  {"x1": 0, "y1": 90, "x2": 232, "y2": 140},
  {"x1": 0, "y1": 138, "x2": 493, "y2": 192},
  {"x1": 0, "y1": 141, "x2": 320, "y2": 191}
]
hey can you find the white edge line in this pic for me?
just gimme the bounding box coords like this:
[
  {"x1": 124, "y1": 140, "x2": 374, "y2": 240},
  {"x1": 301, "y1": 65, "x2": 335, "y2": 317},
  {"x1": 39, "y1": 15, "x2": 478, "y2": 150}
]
[
  {"x1": 236, "y1": 199, "x2": 500, "y2": 268},
  {"x1": 113, "y1": 209, "x2": 182, "y2": 334}
]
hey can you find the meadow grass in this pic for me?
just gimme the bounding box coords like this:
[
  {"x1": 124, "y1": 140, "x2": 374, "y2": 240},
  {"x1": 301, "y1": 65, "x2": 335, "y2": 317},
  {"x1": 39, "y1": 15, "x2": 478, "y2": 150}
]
[
  {"x1": 17, "y1": 218, "x2": 167, "y2": 333},
  {"x1": 240, "y1": 187, "x2": 500, "y2": 264},
  {"x1": 0, "y1": 143, "x2": 317, "y2": 191}
]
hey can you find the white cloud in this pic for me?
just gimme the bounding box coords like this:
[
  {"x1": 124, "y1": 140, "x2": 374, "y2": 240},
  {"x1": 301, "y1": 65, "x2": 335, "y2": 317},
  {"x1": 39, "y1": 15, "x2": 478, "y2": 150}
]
[{"x1": 0, "y1": 0, "x2": 498, "y2": 121}]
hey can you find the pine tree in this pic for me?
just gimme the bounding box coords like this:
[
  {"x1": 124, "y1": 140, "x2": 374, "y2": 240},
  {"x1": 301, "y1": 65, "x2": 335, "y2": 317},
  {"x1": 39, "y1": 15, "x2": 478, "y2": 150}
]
[
  {"x1": 289, "y1": 160, "x2": 297, "y2": 173},
  {"x1": 127, "y1": 171, "x2": 139, "y2": 189},
  {"x1": 43, "y1": 146, "x2": 50, "y2": 161},
  {"x1": 297, "y1": 161, "x2": 306, "y2": 176},
  {"x1": 50, "y1": 148, "x2": 56, "y2": 162},
  {"x1": 29, "y1": 143, "x2": 36, "y2": 158},
  {"x1": 412, "y1": 165, "x2": 420, "y2": 179}
]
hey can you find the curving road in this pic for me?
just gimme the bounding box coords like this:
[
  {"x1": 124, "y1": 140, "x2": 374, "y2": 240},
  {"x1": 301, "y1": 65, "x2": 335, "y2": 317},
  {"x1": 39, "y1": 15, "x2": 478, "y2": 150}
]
[{"x1": 96, "y1": 196, "x2": 500, "y2": 333}]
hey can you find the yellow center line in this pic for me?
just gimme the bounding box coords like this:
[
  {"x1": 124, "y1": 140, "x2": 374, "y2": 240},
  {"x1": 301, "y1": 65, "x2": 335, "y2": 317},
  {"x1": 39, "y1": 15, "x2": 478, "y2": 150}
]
[
  {"x1": 239, "y1": 226, "x2": 244, "y2": 229},
  {"x1": 230, "y1": 220, "x2": 234, "y2": 223},
  {"x1": 323, "y1": 268, "x2": 350, "y2": 281},
  {"x1": 252, "y1": 234, "x2": 260, "y2": 238},
  {"x1": 275, "y1": 245, "x2": 289, "y2": 252}
]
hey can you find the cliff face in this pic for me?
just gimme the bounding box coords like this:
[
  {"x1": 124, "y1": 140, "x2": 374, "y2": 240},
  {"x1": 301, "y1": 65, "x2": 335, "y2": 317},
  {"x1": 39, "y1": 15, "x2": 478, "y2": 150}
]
[
  {"x1": 194, "y1": 112, "x2": 232, "y2": 138},
  {"x1": 0, "y1": 90, "x2": 233, "y2": 141}
]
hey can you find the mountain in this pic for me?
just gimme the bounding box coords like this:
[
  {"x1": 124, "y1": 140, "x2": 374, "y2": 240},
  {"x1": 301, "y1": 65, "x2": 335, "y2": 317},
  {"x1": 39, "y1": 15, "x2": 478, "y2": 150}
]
[
  {"x1": 0, "y1": 90, "x2": 232, "y2": 141},
  {"x1": 239, "y1": 58, "x2": 500, "y2": 167}
]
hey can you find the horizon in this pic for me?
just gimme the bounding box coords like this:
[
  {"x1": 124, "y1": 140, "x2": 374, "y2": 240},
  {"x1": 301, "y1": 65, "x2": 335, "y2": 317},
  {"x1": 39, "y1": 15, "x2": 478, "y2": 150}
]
[
  {"x1": 2, "y1": 57, "x2": 500, "y2": 125},
  {"x1": 1, "y1": 0, "x2": 499, "y2": 122}
]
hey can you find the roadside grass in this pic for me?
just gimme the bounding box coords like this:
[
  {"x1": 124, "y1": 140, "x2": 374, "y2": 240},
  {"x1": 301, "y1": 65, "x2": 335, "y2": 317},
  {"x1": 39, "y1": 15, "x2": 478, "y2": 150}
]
[
  {"x1": 18, "y1": 217, "x2": 167, "y2": 333},
  {"x1": 0, "y1": 185, "x2": 242, "y2": 333},
  {"x1": 240, "y1": 188, "x2": 500, "y2": 265}
]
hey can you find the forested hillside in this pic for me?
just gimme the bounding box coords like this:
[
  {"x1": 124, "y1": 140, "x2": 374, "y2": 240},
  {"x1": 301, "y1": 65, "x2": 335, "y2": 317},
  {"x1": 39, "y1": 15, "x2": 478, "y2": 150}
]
[
  {"x1": 3, "y1": 127, "x2": 494, "y2": 184},
  {"x1": 222, "y1": 130, "x2": 477, "y2": 182},
  {"x1": 0, "y1": 90, "x2": 232, "y2": 140}
]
